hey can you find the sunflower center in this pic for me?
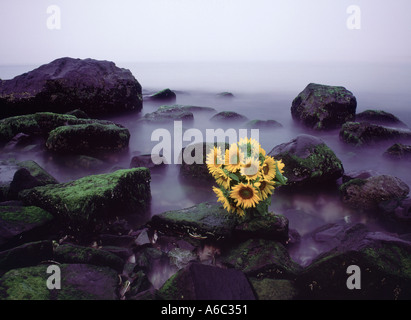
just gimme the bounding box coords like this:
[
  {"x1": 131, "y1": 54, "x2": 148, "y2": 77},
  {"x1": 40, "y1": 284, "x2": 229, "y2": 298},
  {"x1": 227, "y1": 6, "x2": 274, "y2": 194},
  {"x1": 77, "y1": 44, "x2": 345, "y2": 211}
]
[
  {"x1": 263, "y1": 165, "x2": 269, "y2": 175},
  {"x1": 239, "y1": 187, "x2": 254, "y2": 199},
  {"x1": 259, "y1": 181, "x2": 267, "y2": 191}
]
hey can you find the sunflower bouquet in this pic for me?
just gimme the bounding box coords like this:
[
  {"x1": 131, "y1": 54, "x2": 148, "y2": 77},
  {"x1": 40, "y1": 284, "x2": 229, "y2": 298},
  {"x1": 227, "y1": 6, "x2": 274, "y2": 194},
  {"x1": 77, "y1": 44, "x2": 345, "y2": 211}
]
[{"x1": 206, "y1": 137, "x2": 287, "y2": 218}]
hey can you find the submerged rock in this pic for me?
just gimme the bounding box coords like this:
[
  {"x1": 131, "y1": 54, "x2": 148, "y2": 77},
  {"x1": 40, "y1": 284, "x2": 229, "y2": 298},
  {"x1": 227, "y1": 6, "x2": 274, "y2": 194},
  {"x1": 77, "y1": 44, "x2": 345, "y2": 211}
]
[
  {"x1": 355, "y1": 110, "x2": 408, "y2": 128},
  {"x1": 210, "y1": 111, "x2": 248, "y2": 123},
  {"x1": 216, "y1": 92, "x2": 235, "y2": 98},
  {"x1": 291, "y1": 83, "x2": 357, "y2": 130},
  {"x1": 245, "y1": 119, "x2": 283, "y2": 129},
  {"x1": 130, "y1": 154, "x2": 166, "y2": 170},
  {"x1": 268, "y1": 134, "x2": 344, "y2": 188},
  {"x1": 19, "y1": 168, "x2": 151, "y2": 228},
  {"x1": 249, "y1": 278, "x2": 299, "y2": 300},
  {"x1": 158, "y1": 262, "x2": 256, "y2": 300},
  {"x1": 141, "y1": 105, "x2": 194, "y2": 123},
  {"x1": 0, "y1": 264, "x2": 119, "y2": 300},
  {"x1": 0, "y1": 57, "x2": 143, "y2": 119},
  {"x1": 383, "y1": 143, "x2": 411, "y2": 161},
  {"x1": 145, "y1": 88, "x2": 176, "y2": 103},
  {"x1": 339, "y1": 175, "x2": 409, "y2": 212},
  {"x1": 45, "y1": 123, "x2": 130, "y2": 156},
  {"x1": 339, "y1": 122, "x2": 411, "y2": 147},
  {"x1": 65, "y1": 109, "x2": 90, "y2": 119}
]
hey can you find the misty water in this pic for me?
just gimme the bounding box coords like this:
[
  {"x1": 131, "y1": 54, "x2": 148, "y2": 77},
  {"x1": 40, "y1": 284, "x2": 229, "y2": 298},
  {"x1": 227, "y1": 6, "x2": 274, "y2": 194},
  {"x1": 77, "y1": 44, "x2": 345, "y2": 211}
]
[{"x1": 2, "y1": 60, "x2": 411, "y2": 271}]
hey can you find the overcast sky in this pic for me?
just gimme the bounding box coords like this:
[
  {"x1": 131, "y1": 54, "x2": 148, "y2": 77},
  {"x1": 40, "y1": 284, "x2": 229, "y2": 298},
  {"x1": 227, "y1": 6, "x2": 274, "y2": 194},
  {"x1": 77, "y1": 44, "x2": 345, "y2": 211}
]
[{"x1": 1, "y1": 0, "x2": 411, "y2": 65}]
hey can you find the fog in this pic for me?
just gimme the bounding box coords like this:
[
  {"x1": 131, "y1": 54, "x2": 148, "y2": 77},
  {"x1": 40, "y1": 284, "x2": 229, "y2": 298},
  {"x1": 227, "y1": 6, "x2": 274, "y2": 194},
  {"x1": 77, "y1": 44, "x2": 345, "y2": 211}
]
[{"x1": 1, "y1": 0, "x2": 411, "y2": 66}]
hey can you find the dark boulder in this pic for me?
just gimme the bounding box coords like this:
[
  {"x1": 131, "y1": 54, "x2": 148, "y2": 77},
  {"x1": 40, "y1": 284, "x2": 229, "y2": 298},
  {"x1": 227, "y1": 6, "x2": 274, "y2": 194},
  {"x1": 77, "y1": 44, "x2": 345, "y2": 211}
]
[
  {"x1": 383, "y1": 143, "x2": 411, "y2": 161},
  {"x1": 130, "y1": 154, "x2": 166, "y2": 170},
  {"x1": 0, "y1": 57, "x2": 142, "y2": 118},
  {"x1": 145, "y1": 89, "x2": 176, "y2": 103},
  {"x1": 210, "y1": 111, "x2": 248, "y2": 123},
  {"x1": 355, "y1": 110, "x2": 408, "y2": 128},
  {"x1": 245, "y1": 119, "x2": 283, "y2": 129},
  {"x1": 141, "y1": 105, "x2": 193, "y2": 123},
  {"x1": 291, "y1": 83, "x2": 357, "y2": 130},
  {"x1": 268, "y1": 134, "x2": 344, "y2": 188}
]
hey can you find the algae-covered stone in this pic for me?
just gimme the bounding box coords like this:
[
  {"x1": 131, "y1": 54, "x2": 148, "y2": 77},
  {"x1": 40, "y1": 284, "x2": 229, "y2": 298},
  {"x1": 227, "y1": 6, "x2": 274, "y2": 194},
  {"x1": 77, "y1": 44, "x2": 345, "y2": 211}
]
[
  {"x1": 210, "y1": 111, "x2": 248, "y2": 123},
  {"x1": 158, "y1": 262, "x2": 256, "y2": 300},
  {"x1": 0, "y1": 263, "x2": 119, "y2": 300},
  {"x1": 145, "y1": 88, "x2": 176, "y2": 103},
  {"x1": 148, "y1": 202, "x2": 236, "y2": 241},
  {"x1": 0, "y1": 206, "x2": 54, "y2": 250},
  {"x1": 291, "y1": 83, "x2": 357, "y2": 130},
  {"x1": 46, "y1": 123, "x2": 130, "y2": 155},
  {"x1": 339, "y1": 122, "x2": 411, "y2": 147},
  {"x1": 383, "y1": 143, "x2": 411, "y2": 161},
  {"x1": 296, "y1": 231, "x2": 411, "y2": 299},
  {"x1": 54, "y1": 243, "x2": 124, "y2": 272},
  {"x1": 250, "y1": 278, "x2": 299, "y2": 300},
  {"x1": 221, "y1": 238, "x2": 302, "y2": 279},
  {"x1": 355, "y1": 110, "x2": 408, "y2": 128},
  {"x1": 268, "y1": 134, "x2": 344, "y2": 188},
  {"x1": 245, "y1": 119, "x2": 283, "y2": 129},
  {"x1": 19, "y1": 168, "x2": 151, "y2": 227},
  {"x1": 141, "y1": 105, "x2": 193, "y2": 123}
]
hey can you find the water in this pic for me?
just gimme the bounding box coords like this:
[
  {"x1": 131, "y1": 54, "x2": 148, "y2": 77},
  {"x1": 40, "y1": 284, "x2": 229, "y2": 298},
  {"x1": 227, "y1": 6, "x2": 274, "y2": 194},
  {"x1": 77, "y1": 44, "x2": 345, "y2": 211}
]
[{"x1": 1, "y1": 60, "x2": 411, "y2": 267}]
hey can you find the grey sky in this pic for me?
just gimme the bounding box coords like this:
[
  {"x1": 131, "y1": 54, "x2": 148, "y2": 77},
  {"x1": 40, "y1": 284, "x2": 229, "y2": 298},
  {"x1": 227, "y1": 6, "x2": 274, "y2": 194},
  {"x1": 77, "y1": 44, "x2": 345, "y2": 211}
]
[{"x1": 1, "y1": 0, "x2": 411, "y2": 65}]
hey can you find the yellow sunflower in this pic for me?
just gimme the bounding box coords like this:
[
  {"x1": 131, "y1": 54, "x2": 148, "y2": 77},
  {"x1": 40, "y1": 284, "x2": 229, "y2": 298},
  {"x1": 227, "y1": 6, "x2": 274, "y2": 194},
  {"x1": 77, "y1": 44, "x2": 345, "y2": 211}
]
[
  {"x1": 261, "y1": 156, "x2": 276, "y2": 180},
  {"x1": 276, "y1": 159, "x2": 285, "y2": 174},
  {"x1": 206, "y1": 146, "x2": 223, "y2": 177},
  {"x1": 230, "y1": 183, "x2": 261, "y2": 209},
  {"x1": 255, "y1": 179, "x2": 275, "y2": 201},
  {"x1": 240, "y1": 157, "x2": 261, "y2": 182},
  {"x1": 238, "y1": 137, "x2": 260, "y2": 159},
  {"x1": 224, "y1": 144, "x2": 243, "y2": 172},
  {"x1": 213, "y1": 186, "x2": 231, "y2": 212},
  {"x1": 215, "y1": 168, "x2": 232, "y2": 189}
]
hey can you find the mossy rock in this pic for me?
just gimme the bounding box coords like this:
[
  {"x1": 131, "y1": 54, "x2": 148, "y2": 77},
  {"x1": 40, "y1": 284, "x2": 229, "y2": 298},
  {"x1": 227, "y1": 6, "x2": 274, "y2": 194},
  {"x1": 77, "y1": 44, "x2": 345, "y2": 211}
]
[
  {"x1": 0, "y1": 263, "x2": 119, "y2": 300},
  {"x1": 54, "y1": 243, "x2": 124, "y2": 273},
  {"x1": 19, "y1": 168, "x2": 151, "y2": 229},
  {"x1": 46, "y1": 123, "x2": 130, "y2": 156},
  {"x1": 249, "y1": 278, "x2": 299, "y2": 300},
  {"x1": 210, "y1": 111, "x2": 248, "y2": 123},
  {"x1": 148, "y1": 202, "x2": 237, "y2": 241},
  {"x1": 141, "y1": 105, "x2": 193, "y2": 123},
  {"x1": 245, "y1": 119, "x2": 283, "y2": 129},
  {"x1": 383, "y1": 143, "x2": 411, "y2": 161},
  {"x1": 356, "y1": 110, "x2": 408, "y2": 128},
  {"x1": 269, "y1": 134, "x2": 344, "y2": 188},
  {"x1": 145, "y1": 88, "x2": 176, "y2": 103},
  {"x1": 0, "y1": 206, "x2": 54, "y2": 250},
  {"x1": 221, "y1": 238, "x2": 302, "y2": 279}
]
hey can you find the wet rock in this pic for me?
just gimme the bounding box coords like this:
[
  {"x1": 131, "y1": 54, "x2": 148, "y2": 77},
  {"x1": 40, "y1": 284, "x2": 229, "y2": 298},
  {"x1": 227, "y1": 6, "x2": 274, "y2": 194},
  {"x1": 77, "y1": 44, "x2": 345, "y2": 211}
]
[
  {"x1": 233, "y1": 213, "x2": 289, "y2": 244},
  {"x1": 268, "y1": 134, "x2": 344, "y2": 188},
  {"x1": 356, "y1": 110, "x2": 408, "y2": 128},
  {"x1": 145, "y1": 89, "x2": 176, "y2": 103},
  {"x1": 130, "y1": 154, "x2": 166, "y2": 170},
  {"x1": 249, "y1": 278, "x2": 299, "y2": 300},
  {"x1": 133, "y1": 246, "x2": 165, "y2": 274},
  {"x1": 45, "y1": 123, "x2": 130, "y2": 156},
  {"x1": 0, "y1": 240, "x2": 53, "y2": 272},
  {"x1": 148, "y1": 202, "x2": 237, "y2": 241},
  {"x1": 383, "y1": 143, "x2": 411, "y2": 161},
  {"x1": 393, "y1": 198, "x2": 411, "y2": 225},
  {"x1": 0, "y1": 57, "x2": 143, "y2": 119},
  {"x1": 141, "y1": 105, "x2": 194, "y2": 123},
  {"x1": 65, "y1": 109, "x2": 90, "y2": 119},
  {"x1": 0, "y1": 264, "x2": 119, "y2": 300},
  {"x1": 245, "y1": 119, "x2": 283, "y2": 129},
  {"x1": 342, "y1": 169, "x2": 380, "y2": 184},
  {"x1": 158, "y1": 262, "x2": 256, "y2": 300},
  {"x1": 339, "y1": 175, "x2": 409, "y2": 212},
  {"x1": 210, "y1": 111, "x2": 248, "y2": 123},
  {"x1": 0, "y1": 206, "x2": 54, "y2": 251},
  {"x1": 54, "y1": 243, "x2": 124, "y2": 273},
  {"x1": 291, "y1": 83, "x2": 357, "y2": 130},
  {"x1": 19, "y1": 168, "x2": 151, "y2": 228},
  {"x1": 216, "y1": 92, "x2": 234, "y2": 98},
  {"x1": 221, "y1": 239, "x2": 302, "y2": 279},
  {"x1": 339, "y1": 122, "x2": 411, "y2": 147},
  {"x1": 126, "y1": 270, "x2": 154, "y2": 300},
  {"x1": 3, "y1": 133, "x2": 34, "y2": 151},
  {"x1": 296, "y1": 230, "x2": 411, "y2": 299},
  {"x1": 168, "y1": 247, "x2": 198, "y2": 269},
  {"x1": 57, "y1": 155, "x2": 106, "y2": 171}
]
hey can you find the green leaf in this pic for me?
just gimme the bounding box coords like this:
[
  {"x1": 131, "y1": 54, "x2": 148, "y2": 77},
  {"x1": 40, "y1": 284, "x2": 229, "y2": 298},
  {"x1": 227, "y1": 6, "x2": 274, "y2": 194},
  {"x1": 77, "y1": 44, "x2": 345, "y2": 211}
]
[{"x1": 229, "y1": 173, "x2": 240, "y2": 182}]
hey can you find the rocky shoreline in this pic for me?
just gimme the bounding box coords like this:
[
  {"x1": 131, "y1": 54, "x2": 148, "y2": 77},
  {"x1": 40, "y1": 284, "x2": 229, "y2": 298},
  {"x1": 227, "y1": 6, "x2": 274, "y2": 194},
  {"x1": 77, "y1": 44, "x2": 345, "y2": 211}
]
[{"x1": 1, "y1": 58, "x2": 411, "y2": 300}]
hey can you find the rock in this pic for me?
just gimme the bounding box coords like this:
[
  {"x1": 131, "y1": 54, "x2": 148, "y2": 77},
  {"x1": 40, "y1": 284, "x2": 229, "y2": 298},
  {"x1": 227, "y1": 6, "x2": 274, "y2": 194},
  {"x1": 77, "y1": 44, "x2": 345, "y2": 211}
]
[
  {"x1": 233, "y1": 213, "x2": 289, "y2": 243},
  {"x1": 54, "y1": 243, "x2": 124, "y2": 273},
  {"x1": 141, "y1": 105, "x2": 194, "y2": 123},
  {"x1": 291, "y1": 83, "x2": 357, "y2": 130},
  {"x1": 130, "y1": 154, "x2": 166, "y2": 170},
  {"x1": 249, "y1": 278, "x2": 299, "y2": 300},
  {"x1": 19, "y1": 168, "x2": 151, "y2": 228},
  {"x1": 65, "y1": 109, "x2": 90, "y2": 119},
  {"x1": 145, "y1": 89, "x2": 176, "y2": 103},
  {"x1": 245, "y1": 119, "x2": 283, "y2": 129},
  {"x1": 158, "y1": 262, "x2": 256, "y2": 300},
  {"x1": 133, "y1": 246, "x2": 165, "y2": 274},
  {"x1": 296, "y1": 230, "x2": 411, "y2": 299},
  {"x1": 342, "y1": 169, "x2": 380, "y2": 184},
  {"x1": 3, "y1": 133, "x2": 34, "y2": 151},
  {"x1": 0, "y1": 57, "x2": 143, "y2": 119},
  {"x1": 393, "y1": 198, "x2": 411, "y2": 225},
  {"x1": 45, "y1": 123, "x2": 130, "y2": 156},
  {"x1": 57, "y1": 155, "x2": 106, "y2": 171},
  {"x1": 216, "y1": 92, "x2": 234, "y2": 98},
  {"x1": 0, "y1": 206, "x2": 54, "y2": 251},
  {"x1": 210, "y1": 111, "x2": 248, "y2": 123},
  {"x1": 268, "y1": 134, "x2": 344, "y2": 188},
  {"x1": 383, "y1": 143, "x2": 411, "y2": 161},
  {"x1": 339, "y1": 175, "x2": 409, "y2": 212},
  {"x1": 355, "y1": 110, "x2": 408, "y2": 128},
  {"x1": 126, "y1": 270, "x2": 154, "y2": 299},
  {"x1": 0, "y1": 264, "x2": 119, "y2": 300},
  {"x1": 0, "y1": 240, "x2": 53, "y2": 272},
  {"x1": 221, "y1": 239, "x2": 302, "y2": 279},
  {"x1": 179, "y1": 142, "x2": 229, "y2": 182},
  {"x1": 148, "y1": 202, "x2": 237, "y2": 241},
  {"x1": 168, "y1": 248, "x2": 198, "y2": 269},
  {"x1": 134, "y1": 229, "x2": 151, "y2": 246},
  {"x1": 8, "y1": 169, "x2": 45, "y2": 200},
  {"x1": 339, "y1": 122, "x2": 411, "y2": 147}
]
